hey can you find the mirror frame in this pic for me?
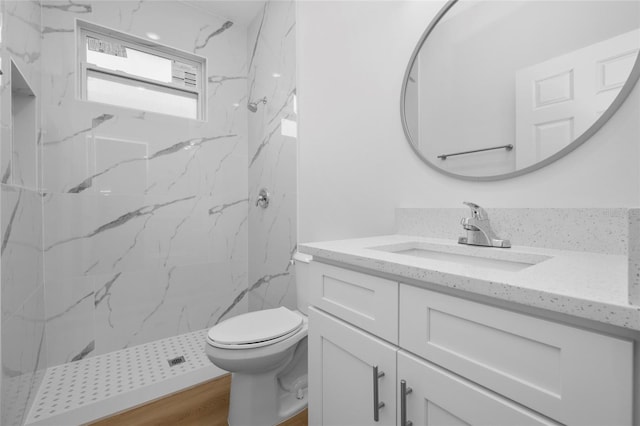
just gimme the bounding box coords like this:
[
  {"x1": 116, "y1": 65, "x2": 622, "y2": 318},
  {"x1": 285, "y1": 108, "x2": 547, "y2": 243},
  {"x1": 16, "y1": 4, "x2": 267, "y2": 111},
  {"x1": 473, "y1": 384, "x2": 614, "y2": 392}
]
[{"x1": 400, "y1": 0, "x2": 640, "y2": 181}]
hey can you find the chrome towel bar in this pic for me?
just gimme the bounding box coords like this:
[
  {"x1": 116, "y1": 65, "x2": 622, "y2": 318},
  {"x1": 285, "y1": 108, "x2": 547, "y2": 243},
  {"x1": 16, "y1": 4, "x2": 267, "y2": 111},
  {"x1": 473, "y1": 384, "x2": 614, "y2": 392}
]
[{"x1": 438, "y1": 144, "x2": 513, "y2": 160}]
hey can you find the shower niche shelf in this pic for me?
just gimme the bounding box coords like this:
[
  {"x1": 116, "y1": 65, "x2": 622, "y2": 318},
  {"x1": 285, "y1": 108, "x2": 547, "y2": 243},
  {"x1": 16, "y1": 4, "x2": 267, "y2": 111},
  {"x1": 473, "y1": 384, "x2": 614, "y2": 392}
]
[{"x1": 9, "y1": 60, "x2": 38, "y2": 188}]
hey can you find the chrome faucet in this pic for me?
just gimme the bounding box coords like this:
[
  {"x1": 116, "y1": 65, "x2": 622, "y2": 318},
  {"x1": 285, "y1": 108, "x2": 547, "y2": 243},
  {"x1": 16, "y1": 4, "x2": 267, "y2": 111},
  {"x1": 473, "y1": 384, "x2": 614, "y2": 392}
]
[{"x1": 458, "y1": 202, "x2": 511, "y2": 248}]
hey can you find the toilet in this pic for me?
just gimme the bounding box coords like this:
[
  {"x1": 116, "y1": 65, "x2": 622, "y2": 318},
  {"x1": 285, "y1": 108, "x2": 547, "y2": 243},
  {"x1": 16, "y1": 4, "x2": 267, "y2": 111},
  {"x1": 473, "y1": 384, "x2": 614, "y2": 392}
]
[{"x1": 205, "y1": 252, "x2": 312, "y2": 426}]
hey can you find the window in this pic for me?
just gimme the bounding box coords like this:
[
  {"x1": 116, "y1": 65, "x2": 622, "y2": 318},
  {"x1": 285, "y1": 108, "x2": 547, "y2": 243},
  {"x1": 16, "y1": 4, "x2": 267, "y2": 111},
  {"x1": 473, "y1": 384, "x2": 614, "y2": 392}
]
[{"x1": 77, "y1": 20, "x2": 206, "y2": 120}]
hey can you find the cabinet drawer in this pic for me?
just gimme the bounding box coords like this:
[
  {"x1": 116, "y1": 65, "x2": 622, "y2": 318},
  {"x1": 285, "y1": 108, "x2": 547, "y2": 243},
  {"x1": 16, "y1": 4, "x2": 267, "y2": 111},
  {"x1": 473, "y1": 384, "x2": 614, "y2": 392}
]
[
  {"x1": 309, "y1": 262, "x2": 398, "y2": 343},
  {"x1": 399, "y1": 284, "x2": 633, "y2": 426}
]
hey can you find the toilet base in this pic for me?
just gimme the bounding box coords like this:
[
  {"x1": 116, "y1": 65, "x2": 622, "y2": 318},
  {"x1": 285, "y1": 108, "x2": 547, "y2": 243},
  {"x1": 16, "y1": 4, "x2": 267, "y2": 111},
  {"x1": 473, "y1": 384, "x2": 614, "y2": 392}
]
[
  {"x1": 228, "y1": 371, "x2": 308, "y2": 426},
  {"x1": 227, "y1": 338, "x2": 308, "y2": 426}
]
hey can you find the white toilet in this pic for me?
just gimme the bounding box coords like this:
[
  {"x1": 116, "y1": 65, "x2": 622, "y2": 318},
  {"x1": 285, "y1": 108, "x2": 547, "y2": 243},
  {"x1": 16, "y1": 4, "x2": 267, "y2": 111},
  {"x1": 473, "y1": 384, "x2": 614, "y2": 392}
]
[{"x1": 205, "y1": 252, "x2": 312, "y2": 426}]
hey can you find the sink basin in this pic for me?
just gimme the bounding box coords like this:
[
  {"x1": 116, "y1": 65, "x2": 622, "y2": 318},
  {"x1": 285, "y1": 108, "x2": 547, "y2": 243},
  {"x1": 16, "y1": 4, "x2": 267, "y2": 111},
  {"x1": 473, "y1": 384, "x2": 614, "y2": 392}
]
[{"x1": 369, "y1": 241, "x2": 551, "y2": 272}]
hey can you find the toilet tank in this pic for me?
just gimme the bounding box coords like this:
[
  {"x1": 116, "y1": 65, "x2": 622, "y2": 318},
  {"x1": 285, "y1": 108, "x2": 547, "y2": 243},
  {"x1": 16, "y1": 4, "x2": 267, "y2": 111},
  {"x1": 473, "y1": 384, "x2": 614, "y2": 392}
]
[{"x1": 293, "y1": 252, "x2": 312, "y2": 315}]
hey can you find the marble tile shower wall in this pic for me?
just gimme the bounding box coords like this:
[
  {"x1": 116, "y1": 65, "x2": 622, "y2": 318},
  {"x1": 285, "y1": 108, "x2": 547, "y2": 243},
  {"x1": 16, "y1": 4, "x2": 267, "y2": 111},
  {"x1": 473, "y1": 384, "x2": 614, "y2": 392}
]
[
  {"x1": 1, "y1": 188, "x2": 46, "y2": 426},
  {"x1": 40, "y1": 1, "x2": 249, "y2": 366},
  {"x1": 0, "y1": 1, "x2": 47, "y2": 425},
  {"x1": 247, "y1": 1, "x2": 297, "y2": 311}
]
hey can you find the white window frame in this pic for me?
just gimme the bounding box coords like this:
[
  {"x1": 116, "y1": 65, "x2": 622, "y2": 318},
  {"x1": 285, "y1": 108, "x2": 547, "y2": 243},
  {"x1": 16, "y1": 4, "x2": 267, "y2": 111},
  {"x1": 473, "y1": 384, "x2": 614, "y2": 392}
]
[{"x1": 76, "y1": 19, "x2": 207, "y2": 121}]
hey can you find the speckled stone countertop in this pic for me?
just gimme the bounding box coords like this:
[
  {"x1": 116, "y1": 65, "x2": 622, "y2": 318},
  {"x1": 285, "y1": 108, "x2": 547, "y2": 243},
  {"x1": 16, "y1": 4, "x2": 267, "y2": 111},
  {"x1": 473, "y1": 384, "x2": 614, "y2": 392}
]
[{"x1": 298, "y1": 234, "x2": 640, "y2": 331}]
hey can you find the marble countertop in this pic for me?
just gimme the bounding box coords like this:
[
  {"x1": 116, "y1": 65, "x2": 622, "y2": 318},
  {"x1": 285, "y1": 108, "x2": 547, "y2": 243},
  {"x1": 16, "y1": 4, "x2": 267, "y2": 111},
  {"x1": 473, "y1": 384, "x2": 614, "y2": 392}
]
[{"x1": 298, "y1": 234, "x2": 640, "y2": 331}]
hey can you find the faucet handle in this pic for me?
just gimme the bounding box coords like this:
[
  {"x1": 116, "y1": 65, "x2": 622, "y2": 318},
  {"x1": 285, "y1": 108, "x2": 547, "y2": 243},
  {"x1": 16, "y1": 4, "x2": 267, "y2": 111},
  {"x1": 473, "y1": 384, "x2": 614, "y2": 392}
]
[{"x1": 462, "y1": 201, "x2": 488, "y2": 220}]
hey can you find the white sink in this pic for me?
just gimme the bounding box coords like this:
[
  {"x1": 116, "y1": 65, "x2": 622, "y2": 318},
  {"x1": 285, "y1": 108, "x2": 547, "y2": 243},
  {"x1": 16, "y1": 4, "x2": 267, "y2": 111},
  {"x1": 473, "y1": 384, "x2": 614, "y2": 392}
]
[{"x1": 369, "y1": 241, "x2": 551, "y2": 272}]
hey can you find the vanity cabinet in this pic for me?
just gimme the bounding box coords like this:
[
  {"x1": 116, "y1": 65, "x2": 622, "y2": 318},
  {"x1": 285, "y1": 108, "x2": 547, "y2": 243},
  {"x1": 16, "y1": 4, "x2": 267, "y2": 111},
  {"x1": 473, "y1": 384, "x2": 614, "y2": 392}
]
[{"x1": 308, "y1": 261, "x2": 634, "y2": 426}]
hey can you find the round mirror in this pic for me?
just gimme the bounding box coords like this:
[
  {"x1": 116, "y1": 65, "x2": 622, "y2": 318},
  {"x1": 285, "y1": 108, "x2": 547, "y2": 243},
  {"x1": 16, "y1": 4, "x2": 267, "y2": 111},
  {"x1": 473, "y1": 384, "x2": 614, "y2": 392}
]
[{"x1": 401, "y1": 0, "x2": 640, "y2": 180}]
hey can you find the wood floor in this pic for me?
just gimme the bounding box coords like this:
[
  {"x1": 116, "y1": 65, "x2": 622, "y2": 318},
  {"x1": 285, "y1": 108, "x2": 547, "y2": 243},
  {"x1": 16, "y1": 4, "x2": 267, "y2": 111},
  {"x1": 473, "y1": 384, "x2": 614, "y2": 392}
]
[{"x1": 89, "y1": 374, "x2": 308, "y2": 426}]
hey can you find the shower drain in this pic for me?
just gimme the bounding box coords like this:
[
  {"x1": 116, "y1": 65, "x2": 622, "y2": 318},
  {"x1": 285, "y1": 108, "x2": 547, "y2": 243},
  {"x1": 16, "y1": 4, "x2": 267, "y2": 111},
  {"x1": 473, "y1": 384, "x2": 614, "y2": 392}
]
[{"x1": 168, "y1": 355, "x2": 186, "y2": 367}]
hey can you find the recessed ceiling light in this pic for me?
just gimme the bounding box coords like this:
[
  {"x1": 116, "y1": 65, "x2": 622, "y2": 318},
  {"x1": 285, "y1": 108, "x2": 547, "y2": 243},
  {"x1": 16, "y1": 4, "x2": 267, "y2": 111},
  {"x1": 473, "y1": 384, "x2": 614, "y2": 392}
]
[
  {"x1": 146, "y1": 32, "x2": 160, "y2": 41},
  {"x1": 272, "y1": 73, "x2": 281, "y2": 78}
]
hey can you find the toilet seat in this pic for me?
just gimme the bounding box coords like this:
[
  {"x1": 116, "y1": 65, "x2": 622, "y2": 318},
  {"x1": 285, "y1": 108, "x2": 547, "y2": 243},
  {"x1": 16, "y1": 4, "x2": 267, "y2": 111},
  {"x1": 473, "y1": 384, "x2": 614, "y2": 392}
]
[{"x1": 207, "y1": 307, "x2": 304, "y2": 349}]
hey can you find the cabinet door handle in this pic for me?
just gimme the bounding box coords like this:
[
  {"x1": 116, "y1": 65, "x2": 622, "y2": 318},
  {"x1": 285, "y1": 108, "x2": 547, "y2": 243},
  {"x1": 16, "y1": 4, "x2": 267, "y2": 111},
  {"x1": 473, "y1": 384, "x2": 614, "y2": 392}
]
[
  {"x1": 372, "y1": 365, "x2": 385, "y2": 421},
  {"x1": 400, "y1": 379, "x2": 413, "y2": 426}
]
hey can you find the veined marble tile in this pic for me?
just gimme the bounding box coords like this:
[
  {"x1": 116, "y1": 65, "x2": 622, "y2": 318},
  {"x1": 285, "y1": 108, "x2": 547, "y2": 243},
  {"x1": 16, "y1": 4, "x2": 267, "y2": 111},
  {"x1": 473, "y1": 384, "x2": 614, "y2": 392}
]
[
  {"x1": 44, "y1": 191, "x2": 248, "y2": 280},
  {"x1": 1, "y1": 0, "x2": 42, "y2": 190},
  {"x1": 1, "y1": 3, "x2": 44, "y2": 422},
  {"x1": 0, "y1": 65, "x2": 10, "y2": 185},
  {"x1": 1, "y1": 185, "x2": 44, "y2": 319},
  {"x1": 247, "y1": 0, "x2": 297, "y2": 312},
  {"x1": 3, "y1": 1, "x2": 41, "y2": 95},
  {"x1": 10, "y1": 63, "x2": 39, "y2": 189},
  {"x1": 248, "y1": 129, "x2": 297, "y2": 311},
  {"x1": 40, "y1": 0, "x2": 249, "y2": 194},
  {"x1": 93, "y1": 261, "x2": 248, "y2": 357},
  {"x1": 248, "y1": 270, "x2": 297, "y2": 311},
  {"x1": 1, "y1": 284, "x2": 47, "y2": 426},
  {"x1": 40, "y1": 0, "x2": 251, "y2": 368},
  {"x1": 246, "y1": 1, "x2": 296, "y2": 118},
  {"x1": 0, "y1": 123, "x2": 11, "y2": 186},
  {"x1": 2, "y1": 284, "x2": 47, "y2": 377},
  {"x1": 41, "y1": 104, "x2": 248, "y2": 196},
  {"x1": 43, "y1": 197, "x2": 249, "y2": 364},
  {"x1": 44, "y1": 274, "x2": 96, "y2": 366}
]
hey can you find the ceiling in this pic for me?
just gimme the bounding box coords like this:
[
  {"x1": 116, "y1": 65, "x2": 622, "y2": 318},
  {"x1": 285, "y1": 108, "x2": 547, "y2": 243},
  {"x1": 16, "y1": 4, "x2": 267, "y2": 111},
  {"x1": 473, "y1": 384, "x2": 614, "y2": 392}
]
[{"x1": 180, "y1": 1, "x2": 265, "y2": 26}]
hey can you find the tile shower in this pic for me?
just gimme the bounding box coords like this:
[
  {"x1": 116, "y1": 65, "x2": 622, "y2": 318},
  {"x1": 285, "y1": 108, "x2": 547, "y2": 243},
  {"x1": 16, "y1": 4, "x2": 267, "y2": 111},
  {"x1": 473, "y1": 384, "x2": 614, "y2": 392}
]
[{"x1": 0, "y1": 0, "x2": 297, "y2": 424}]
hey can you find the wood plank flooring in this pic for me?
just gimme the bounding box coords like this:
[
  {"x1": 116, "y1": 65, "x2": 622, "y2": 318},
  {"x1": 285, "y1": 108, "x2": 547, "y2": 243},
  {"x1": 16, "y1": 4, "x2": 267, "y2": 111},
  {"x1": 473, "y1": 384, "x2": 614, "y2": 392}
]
[{"x1": 88, "y1": 374, "x2": 308, "y2": 426}]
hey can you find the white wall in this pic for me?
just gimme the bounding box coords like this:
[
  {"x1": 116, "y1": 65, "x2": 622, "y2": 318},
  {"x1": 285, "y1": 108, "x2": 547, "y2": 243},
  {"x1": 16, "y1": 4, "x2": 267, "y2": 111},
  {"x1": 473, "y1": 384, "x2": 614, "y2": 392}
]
[{"x1": 297, "y1": 0, "x2": 640, "y2": 243}]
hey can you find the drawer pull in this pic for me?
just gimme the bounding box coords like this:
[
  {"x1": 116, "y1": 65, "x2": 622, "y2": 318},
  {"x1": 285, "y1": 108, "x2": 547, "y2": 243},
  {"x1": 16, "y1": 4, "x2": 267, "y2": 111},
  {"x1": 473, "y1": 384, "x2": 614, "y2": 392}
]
[
  {"x1": 373, "y1": 365, "x2": 385, "y2": 421},
  {"x1": 400, "y1": 379, "x2": 413, "y2": 426}
]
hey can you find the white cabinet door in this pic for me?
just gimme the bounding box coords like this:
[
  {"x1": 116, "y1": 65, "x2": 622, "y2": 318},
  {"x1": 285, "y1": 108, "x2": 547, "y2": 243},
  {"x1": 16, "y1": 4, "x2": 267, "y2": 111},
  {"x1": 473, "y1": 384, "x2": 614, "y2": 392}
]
[
  {"x1": 397, "y1": 351, "x2": 560, "y2": 426},
  {"x1": 309, "y1": 307, "x2": 397, "y2": 426}
]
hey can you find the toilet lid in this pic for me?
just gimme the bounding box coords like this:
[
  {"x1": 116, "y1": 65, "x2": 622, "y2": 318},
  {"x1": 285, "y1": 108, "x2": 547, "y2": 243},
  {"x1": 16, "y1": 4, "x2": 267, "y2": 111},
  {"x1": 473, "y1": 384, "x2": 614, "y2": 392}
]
[{"x1": 208, "y1": 307, "x2": 303, "y2": 346}]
